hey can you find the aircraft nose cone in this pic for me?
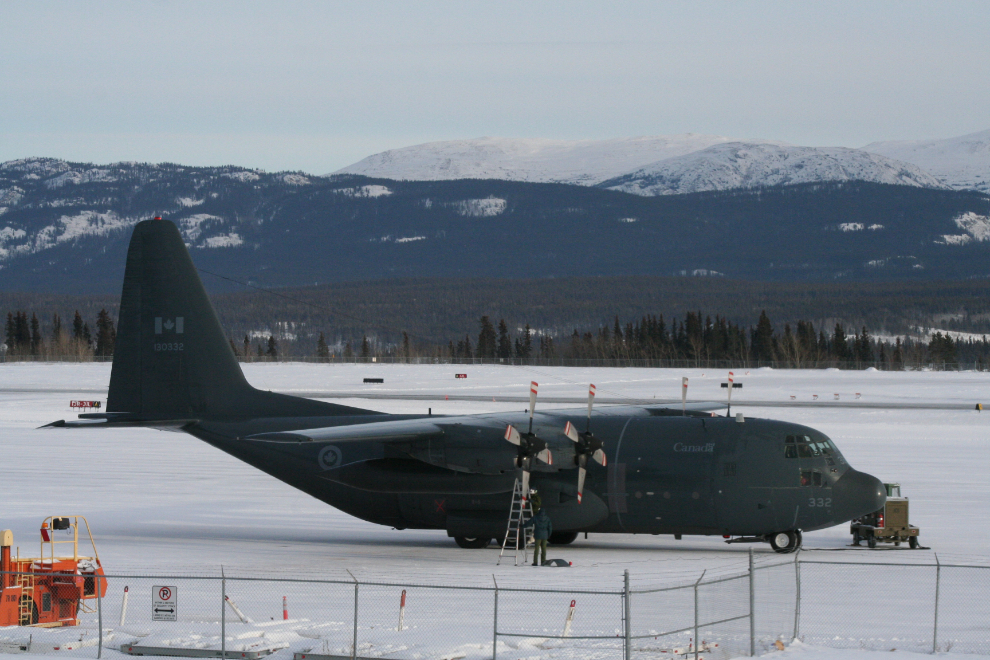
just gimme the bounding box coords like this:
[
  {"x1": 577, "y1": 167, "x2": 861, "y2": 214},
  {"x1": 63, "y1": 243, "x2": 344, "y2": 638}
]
[{"x1": 833, "y1": 469, "x2": 886, "y2": 521}]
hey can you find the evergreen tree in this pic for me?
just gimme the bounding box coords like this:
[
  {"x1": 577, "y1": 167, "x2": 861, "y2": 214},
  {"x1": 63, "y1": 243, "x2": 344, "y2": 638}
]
[
  {"x1": 316, "y1": 332, "x2": 330, "y2": 361},
  {"x1": 361, "y1": 335, "x2": 370, "y2": 359},
  {"x1": 496, "y1": 319, "x2": 512, "y2": 359},
  {"x1": 751, "y1": 311, "x2": 775, "y2": 362},
  {"x1": 15, "y1": 312, "x2": 29, "y2": 350},
  {"x1": 82, "y1": 323, "x2": 92, "y2": 348},
  {"x1": 477, "y1": 316, "x2": 497, "y2": 359},
  {"x1": 892, "y1": 337, "x2": 904, "y2": 370},
  {"x1": 402, "y1": 332, "x2": 411, "y2": 361},
  {"x1": 266, "y1": 335, "x2": 278, "y2": 358},
  {"x1": 30, "y1": 313, "x2": 42, "y2": 355},
  {"x1": 243, "y1": 334, "x2": 250, "y2": 358},
  {"x1": 521, "y1": 324, "x2": 533, "y2": 359},
  {"x1": 832, "y1": 324, "x2": 850, "y2": 362},
  {"x1": 344, "y1": 341, "x2": 354, "y2": 359},
  {"x1": 72, "y1": 311, "x2": 84, "y2": 341},
  {"x1": 856, "y1": 326, "x2": 873, "y2": 364},
  {"x1": 94, "y1": 309, "x2": 115, "y2": 357},
  {"x1": 4, "y1": 313, "x2": 14, "y2": 354},
  {"x1": 256, "y1": 343, "x2": 264, "y2": 357}
]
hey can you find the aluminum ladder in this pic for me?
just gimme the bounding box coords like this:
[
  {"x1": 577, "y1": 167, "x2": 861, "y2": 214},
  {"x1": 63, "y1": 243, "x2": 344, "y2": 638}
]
[{"x1": 497, "y1": 478, "x2": 534, "y2": 566}]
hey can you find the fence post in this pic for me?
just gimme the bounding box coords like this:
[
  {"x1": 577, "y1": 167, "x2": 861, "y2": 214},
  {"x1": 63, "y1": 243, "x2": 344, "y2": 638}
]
[
  {"x1": 347, "y1": 570, "x2": 358, "y2": 660},
  {"x1": 492, "y1": 576, "x2": 498, "y2": 660},
  {"x1": 694, "y1": 570, "x2": 706, "y2": 660},
  {"x1": 97, "y1": 578, "x2": 102, "y2": 659},
  {"x1": 793, "y1": 548, "x2": 801, "y2": 641},
  {"x1": 624, "y1": 570, "x2": 631, "y2": 660},
  {"x1": 749, "y1": 547, "x2": 755, "y2": 656},
  {"x1": 932, "y1": 554, "x2": 941, "y2": 654},
  {"x1": 221, "y1": 575, "x2": 226, "y2": 659}
]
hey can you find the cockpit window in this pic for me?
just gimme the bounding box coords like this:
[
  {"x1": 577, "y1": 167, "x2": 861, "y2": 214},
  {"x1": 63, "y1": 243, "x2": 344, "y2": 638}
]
[{"x1": 785, "y1": 434, "x2": 836, "y2": 460}]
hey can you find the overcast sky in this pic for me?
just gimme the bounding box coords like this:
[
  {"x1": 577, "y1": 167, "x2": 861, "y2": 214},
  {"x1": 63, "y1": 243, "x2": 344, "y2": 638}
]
[{"x1": 2, "y1": 1, "x2": 988, "y2": 174}]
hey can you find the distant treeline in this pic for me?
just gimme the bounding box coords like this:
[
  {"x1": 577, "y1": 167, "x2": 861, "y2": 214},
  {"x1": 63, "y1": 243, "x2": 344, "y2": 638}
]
[
  {"x1": 3, "y1": 276, "x2": 990, "y2": 368},
  {"x1": 4, "y1": 309, "x2": 116, "y2": 359},
  {"x1": 292, "y1": 311, "x2": 974, "y2": 369},
  {"x1": 1, "y1": 304, "x2": 979, "y2": 369}
]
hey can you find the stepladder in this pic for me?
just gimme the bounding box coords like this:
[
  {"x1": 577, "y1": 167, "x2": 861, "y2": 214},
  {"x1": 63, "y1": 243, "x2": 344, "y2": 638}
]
[{"x1": 497, "y1": 478, "x2": 535, "y2": 566}]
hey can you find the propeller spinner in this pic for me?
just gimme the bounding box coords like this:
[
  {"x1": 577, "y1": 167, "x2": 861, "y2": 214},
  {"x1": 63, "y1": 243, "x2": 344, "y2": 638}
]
[
  {"x1": 563, "y1": 384, "x2": 607, "y2": 504},
  {"x1": 504, "y1": 381, "x2": 552, "y2": 503}
]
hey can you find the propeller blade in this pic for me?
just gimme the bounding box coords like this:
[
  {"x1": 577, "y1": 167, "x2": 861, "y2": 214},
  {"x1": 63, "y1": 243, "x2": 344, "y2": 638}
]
[
  {"x1": 536, "y1": 448, "x2": 553, "y2": 465},
  {"x1": 587, "y1": 383, "x2": 596, "y2": 421},
  {"x1": 577, "y1": 466, "x2": 587, "y2": 504},
  {"x1": 521, "y1": 468, "x2": 530, "y2": 502},
  {"x1": 564, "y1": 420, "x2": 580, "y2": 443},
  {"x1": 528, "y1": 381, "x2": 538, "y2": 418},
  {"x1": 593, "y1": 448, "x2": 607, "y2": 466},
  {"x1": 504, "y1": 424, "x2": 521, "y2": 446}
]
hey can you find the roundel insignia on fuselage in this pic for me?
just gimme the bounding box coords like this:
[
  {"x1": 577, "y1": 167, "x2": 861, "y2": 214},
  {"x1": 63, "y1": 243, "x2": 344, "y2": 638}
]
[{"x1": 317, "y1": 445, "x2": 343, "y2": 470}]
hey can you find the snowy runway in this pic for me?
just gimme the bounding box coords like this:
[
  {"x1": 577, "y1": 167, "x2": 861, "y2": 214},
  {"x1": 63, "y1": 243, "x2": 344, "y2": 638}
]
[{"x1": 2, "y1": 363, "x2": 989, "y2": 659}]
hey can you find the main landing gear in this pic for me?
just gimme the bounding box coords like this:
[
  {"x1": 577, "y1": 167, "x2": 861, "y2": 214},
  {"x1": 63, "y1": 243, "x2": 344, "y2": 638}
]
[
  {"x1": 768, "y1": 530, "x2": 802, "y2": 554},
  {"x1": 454, "y1": 536, "x2": 492, "y2": 549}
]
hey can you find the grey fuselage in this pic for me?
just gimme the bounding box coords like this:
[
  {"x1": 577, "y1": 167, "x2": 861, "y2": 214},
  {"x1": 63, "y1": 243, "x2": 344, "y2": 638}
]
[{"x1": 186, "y1": 405, "x2": 885, "y2": 540}]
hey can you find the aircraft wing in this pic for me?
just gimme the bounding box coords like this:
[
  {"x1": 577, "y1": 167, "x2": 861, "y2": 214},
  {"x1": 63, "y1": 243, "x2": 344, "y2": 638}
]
[
  {"x1": 639, "y1": 401, "x2": 725, "y2": 415},
  {"x1": 244, "y1": 417, "x2": 445, "y2": 443}
]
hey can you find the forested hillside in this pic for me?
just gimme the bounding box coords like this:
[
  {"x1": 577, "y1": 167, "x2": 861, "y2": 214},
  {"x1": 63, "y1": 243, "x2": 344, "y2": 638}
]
[{"x1": 3, "y1": 158, "x2": 990, "y2": 292}]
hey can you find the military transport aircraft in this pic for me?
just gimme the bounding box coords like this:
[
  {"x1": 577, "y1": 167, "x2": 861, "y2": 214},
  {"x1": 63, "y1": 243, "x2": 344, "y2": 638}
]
[{"x1": 47, "y1": 218, "x2": 886, "y2": 553}]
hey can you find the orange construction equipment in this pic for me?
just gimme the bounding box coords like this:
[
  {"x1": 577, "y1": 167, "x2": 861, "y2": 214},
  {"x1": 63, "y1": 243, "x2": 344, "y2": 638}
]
[{"x1": 0, "y1": 516, "x2": 107, "y2": 627}]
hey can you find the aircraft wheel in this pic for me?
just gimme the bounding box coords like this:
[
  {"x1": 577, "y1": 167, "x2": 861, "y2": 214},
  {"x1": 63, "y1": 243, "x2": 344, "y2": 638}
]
[
  {"x1": 549, "y1": 531, "x2": 578, "y2": 545},
  {"x1": 909, "y1": 535, "x2": 919, "y2": 549},
  {"x1": 454, "y1": 536, "x2": 491, "y2": 549},
  {"x1": 769, "y1": 531, "x2": 799, "y2": 554}
]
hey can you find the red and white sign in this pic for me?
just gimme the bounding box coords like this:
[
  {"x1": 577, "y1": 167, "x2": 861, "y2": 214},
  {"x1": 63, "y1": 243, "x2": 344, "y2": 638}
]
[
  {"x1": 70, "y1": 400, "x2": 101, "y2": 409},
  {"x1": 153, "y1": 585, "x2": 177, "y2": 622},
  {"x1": 455, "y1": 374, "x2": 467, "y2": 379}
]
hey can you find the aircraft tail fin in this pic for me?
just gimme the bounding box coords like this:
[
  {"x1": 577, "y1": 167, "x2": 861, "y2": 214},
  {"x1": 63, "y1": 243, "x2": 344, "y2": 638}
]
[{"x1": 107, "y1": 218, "x2": 374, "y2": 421}]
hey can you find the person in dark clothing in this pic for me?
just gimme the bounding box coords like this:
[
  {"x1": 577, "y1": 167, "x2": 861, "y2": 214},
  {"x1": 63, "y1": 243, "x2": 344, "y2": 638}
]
[{"x1": 523, "y1": 507, "x2": 552, "y2": 566}]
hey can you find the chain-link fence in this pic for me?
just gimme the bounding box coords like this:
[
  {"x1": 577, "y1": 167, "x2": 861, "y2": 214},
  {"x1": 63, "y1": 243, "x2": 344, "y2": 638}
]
[{"x1": 3, "y1": 554, "x2": 989, "y2": 660}]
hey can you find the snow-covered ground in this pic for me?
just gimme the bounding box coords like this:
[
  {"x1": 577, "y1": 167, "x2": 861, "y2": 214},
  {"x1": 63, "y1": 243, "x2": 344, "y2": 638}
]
[{"x1": 2, "y1": 363, "x2": 989, "y2": 659}]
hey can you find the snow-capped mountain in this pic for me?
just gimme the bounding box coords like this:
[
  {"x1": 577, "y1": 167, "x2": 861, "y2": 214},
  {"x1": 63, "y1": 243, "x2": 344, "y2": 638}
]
[
  {"x1": 863, "y1": 129, "x2": 990, "y2": 194},
  {"x1": 598, "y1": 143, "x2": 947, "y2": 196},
  {"x1": 335, "y1": 135, "x2": 954, "y2": 195},
  {"x1": 333, "y1": 135, "x2": 779, "y2": 185}
]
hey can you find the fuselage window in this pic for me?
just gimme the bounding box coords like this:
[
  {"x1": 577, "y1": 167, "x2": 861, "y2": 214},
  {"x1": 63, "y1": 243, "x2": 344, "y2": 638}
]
[{"x1": 800, "y1": 469, "x2": 812, "y2": 486}]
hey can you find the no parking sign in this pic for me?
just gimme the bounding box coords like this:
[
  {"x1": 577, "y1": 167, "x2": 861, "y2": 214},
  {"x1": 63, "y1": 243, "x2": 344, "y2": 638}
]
[{"x1": 153, "y1": 585, "x2": 177, "y2": 621}]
